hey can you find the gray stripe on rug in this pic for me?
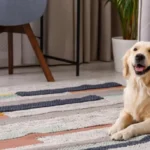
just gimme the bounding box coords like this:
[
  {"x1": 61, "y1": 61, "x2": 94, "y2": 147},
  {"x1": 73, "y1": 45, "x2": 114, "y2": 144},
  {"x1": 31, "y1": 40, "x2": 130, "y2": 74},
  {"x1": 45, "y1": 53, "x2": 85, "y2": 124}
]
[
  {"x1": 16, "y1": 82, "x2": 122, "y2": 97},
  {"x1": 0, "y1": 89, "x2": 123, "y2": 106},
  {"x1": 85, "y1": 136, "x2": 150, "y2": 150},
  {"x1": 0, "y1": 95, "x2": 102, "y2": 112}
]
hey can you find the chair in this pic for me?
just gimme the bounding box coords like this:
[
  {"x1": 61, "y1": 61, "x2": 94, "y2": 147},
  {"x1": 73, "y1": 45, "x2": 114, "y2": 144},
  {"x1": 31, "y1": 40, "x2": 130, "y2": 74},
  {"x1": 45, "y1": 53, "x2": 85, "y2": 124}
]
[{"x1": 0, "y1": 0, "x2": 54, "y2": 82}]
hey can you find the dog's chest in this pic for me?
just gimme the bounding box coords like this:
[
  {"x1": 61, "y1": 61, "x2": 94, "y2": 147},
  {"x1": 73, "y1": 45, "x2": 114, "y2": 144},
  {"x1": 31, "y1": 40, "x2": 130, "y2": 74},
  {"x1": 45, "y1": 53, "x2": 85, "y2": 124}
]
[{"x1": 124, "y1": 85, "x2": 149, "y2": 121}]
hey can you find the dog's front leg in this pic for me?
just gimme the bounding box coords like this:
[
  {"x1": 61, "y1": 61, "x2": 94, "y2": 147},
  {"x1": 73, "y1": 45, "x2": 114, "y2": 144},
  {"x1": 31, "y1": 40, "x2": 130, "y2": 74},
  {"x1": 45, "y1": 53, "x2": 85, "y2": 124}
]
[
  {"x1": 111, "y1": 119, "x2": 150, "y2": 141},
  {"x1": 108, "y1": 110, "x2": 133, "y2": 136}
]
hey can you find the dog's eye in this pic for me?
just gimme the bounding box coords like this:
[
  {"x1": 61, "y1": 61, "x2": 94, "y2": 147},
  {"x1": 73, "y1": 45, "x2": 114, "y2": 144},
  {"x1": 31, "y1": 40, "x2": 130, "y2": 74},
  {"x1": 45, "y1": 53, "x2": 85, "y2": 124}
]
[
  {"x1": 148, "y1": 49, "x2": 150, "y2": 53},
  {"x1": 133, "y1": 48, "x2": 138, "y2": 51}
]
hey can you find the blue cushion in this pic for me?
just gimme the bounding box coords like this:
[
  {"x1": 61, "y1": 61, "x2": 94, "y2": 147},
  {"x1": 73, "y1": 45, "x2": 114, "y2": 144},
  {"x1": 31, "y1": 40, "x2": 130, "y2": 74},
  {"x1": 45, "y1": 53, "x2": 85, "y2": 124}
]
[{"x1": 0, "y1": 0, "x2": 47, "y2": 26}]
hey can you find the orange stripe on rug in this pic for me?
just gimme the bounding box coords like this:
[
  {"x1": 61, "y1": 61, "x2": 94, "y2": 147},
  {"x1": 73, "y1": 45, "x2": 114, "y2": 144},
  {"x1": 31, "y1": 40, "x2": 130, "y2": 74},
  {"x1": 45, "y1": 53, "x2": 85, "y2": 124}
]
[
  {"x1": 0, "y1": 113, "x2": 8, "y2": 120},
  {"x1": 71, "y1": 86, "x2": 124, "y2": 94},
  {"x1": 0, "y1": 124, "x2": 112, "y2": 150}
]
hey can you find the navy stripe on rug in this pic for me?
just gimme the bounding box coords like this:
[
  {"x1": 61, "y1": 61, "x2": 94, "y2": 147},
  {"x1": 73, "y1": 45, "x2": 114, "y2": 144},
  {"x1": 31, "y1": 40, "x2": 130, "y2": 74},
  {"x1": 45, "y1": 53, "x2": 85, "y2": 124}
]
[
  {"x1": 85, "y1": 135, "x2": 150, "y2": 150},
  {"x1": 0, "y1": 95, "x2": 103, "y2": 112},
  {"x1": 16, "y1": 82, "x2": 122, "y2": 97}
]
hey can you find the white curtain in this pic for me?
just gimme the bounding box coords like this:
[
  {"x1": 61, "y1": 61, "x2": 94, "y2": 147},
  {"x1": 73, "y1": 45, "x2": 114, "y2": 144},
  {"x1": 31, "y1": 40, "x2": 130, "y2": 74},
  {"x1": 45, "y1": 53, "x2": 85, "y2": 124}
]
[
  {"x1": 45, "y1": 0, "x2": 121, "y2": 64},
  {"x1": 45, "y1": 0, "x2": 74, "y2": 65},
  {"x1": 138, "y1": 0, "x2": 150, "y2": 41}
]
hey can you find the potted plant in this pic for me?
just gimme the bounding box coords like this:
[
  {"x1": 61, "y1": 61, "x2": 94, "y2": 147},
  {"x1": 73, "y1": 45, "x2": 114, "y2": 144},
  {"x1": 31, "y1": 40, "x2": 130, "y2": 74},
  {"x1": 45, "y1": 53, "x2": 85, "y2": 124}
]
[{"x1": 105, "y1": 0, "x2": 138, "y2": 72}]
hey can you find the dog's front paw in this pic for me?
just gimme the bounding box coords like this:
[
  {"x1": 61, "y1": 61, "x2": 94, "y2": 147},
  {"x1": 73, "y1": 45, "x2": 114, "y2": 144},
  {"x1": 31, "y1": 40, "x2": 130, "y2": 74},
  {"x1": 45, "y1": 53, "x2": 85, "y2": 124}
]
[
  {"x1": 108, "y1": 124, "x2": 120, "y2": 136},
  {"x1": 111, "y1": 128, "x2": 134, "y2": 141}
]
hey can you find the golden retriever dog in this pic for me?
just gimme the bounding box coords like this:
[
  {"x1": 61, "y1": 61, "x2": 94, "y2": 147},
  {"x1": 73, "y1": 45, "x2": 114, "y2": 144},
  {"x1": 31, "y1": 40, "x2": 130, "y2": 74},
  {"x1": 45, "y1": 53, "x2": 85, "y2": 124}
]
[{"x1": 108, "y1": 41, "x2": 150, "y2": 141}]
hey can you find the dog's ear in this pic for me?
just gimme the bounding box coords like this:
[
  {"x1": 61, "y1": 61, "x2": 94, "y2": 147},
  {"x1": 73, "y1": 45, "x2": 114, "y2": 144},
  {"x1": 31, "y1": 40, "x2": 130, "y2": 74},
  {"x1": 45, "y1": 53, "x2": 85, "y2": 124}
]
[{"x1": 122, "y1": 50, "x2": 130, "y2": 78}]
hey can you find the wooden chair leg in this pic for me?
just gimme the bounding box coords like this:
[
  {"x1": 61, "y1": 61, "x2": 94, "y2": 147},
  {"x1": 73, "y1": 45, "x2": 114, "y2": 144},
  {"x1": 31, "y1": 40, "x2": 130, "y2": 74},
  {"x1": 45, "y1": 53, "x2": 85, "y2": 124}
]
[
  {"x1": 8, "y1": 32, "x2": 13, "y2": 74},
  {"x1": 23, "y1": 24, "x2": 54, "y2": 82}
]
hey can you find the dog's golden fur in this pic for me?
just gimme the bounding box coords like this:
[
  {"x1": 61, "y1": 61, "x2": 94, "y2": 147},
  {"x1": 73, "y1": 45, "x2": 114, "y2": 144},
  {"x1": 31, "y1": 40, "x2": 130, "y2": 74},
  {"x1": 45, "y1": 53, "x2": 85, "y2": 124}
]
[{"x1": 109, "y1": 41, "x2": 150, "y2": 140}]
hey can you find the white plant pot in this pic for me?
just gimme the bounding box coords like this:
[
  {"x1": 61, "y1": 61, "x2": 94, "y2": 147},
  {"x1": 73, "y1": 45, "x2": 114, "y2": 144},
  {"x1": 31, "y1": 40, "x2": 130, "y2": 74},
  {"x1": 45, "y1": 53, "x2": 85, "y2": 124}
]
[{"x1": 112, "y1": 37, "x2": 137, "y2": 73}]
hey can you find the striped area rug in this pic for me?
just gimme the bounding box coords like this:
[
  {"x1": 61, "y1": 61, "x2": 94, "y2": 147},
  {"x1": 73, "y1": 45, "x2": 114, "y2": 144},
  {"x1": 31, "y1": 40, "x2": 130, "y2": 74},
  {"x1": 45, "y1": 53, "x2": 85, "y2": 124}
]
[{"x1": 0, "y1": 80, "x2": 149, "y2": 150}]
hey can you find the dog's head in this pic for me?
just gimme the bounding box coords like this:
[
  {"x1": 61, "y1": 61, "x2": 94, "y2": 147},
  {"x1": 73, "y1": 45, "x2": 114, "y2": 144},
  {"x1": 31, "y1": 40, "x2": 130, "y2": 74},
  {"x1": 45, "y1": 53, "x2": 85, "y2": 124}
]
[{"x1": 123, "y1": 41, "x2": 150, "y2": 79}]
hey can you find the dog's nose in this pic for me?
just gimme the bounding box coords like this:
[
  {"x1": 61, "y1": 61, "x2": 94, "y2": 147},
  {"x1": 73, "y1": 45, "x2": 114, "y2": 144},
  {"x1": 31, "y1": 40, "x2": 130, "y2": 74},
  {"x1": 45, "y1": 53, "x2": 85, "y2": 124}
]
[{"x1": 135, "y1": 54, "x2": 145, "y2": 61}]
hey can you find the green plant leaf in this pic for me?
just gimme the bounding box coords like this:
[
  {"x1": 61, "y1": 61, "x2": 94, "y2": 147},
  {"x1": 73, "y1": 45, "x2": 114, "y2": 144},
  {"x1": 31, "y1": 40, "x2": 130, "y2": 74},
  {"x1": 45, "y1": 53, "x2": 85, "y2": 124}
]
[{"x1": 104, "y1": 0, "x2": 138, "y2": 40}]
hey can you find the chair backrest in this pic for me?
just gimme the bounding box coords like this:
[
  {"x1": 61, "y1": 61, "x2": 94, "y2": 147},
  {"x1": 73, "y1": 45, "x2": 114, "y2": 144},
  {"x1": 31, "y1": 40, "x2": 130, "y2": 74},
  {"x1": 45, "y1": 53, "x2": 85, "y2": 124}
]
[{"x1": 0, "y1": 0, "x2": 47, "y2": 26}]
